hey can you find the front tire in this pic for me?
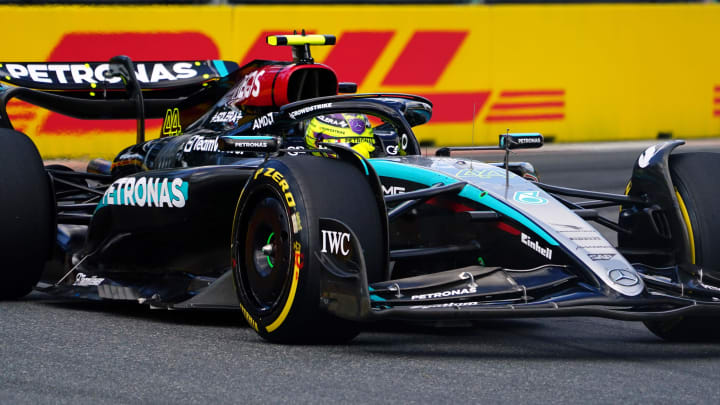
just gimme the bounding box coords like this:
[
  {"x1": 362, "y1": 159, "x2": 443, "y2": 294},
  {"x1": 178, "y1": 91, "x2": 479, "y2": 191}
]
[
  {"x1": 0, "y1": 129, "x2": 53, "y2": 299},
  {"x1": 644, "y1": 152, "x2": 720, "y2": 341},
  {"x1": 232, "y1": 155, "x2": 384, "y2": 344}
]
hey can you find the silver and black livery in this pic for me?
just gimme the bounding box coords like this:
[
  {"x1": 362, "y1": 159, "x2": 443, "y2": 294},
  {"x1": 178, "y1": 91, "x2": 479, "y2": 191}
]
[{"x1": 2, "y1": 34, "x2": 720, "y2": 343}]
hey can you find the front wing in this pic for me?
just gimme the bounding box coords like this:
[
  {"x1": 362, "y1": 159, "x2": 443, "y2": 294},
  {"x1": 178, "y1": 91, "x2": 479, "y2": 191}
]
[{"x1": 317, "y1": 219, "x2": 720, "y2": 323}]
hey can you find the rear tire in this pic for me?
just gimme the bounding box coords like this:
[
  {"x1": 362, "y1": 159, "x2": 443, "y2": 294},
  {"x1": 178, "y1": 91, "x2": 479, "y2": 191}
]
[
  {"x1": 644, "y1": 152, "x2": 720, "y2": 341},
  {"x1": 232, "y1": 155, "x2": 384, "y2": 344},
  {"x1": 0, "y1": 129, "x2": 53, "y2": 299}
]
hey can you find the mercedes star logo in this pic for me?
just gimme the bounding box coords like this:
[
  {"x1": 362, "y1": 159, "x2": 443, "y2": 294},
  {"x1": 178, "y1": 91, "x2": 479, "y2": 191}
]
[{"x1": 608, "y1": 269, "x2": 640, "y2": 286}]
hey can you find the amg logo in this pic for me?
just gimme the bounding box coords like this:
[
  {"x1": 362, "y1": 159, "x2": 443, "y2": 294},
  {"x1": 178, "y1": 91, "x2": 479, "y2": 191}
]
[
  {"x1": 321, "y1": 230, "x2": 350, "y2": 256},
  {"x1": 382, "y1": 185, "x2": 405, "y2": 195},
  {"x1": 521, "y1": 232, "x2": 552, "y2": 260}
]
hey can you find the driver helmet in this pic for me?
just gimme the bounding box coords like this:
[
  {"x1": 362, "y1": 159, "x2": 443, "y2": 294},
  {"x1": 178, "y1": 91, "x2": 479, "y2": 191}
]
[{"x1": 305, "y1": 113, "x2": 375, "y2": 158}]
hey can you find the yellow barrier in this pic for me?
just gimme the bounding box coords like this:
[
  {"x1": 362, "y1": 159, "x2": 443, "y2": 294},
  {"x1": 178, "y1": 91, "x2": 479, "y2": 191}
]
[{"x1": 1, "y1": 4, "x2": 720, "y2": 158}]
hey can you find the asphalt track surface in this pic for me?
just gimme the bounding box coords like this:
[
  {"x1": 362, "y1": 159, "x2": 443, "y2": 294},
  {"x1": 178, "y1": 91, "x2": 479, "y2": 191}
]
[{"x1": 4, "y1": 140, "x2": 720, "y2": 404}]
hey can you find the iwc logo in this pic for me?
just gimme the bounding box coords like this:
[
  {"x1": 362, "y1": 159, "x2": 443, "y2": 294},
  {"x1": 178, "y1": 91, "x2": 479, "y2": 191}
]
[{"x1": 608, "y1": 269, "x2": 640, "y2": 286}]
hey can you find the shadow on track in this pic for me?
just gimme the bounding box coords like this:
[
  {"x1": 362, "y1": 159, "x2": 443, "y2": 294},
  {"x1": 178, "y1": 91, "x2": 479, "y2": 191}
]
[
  {"x1": 30, "y1": 293, "x2": 720, "y2": 363},
  {"x1": 37, "y1": 295, "x2": 246, "y2": 328},
  {"x1": 356, "y1": 319, "x2": 720, "y2": 362}
]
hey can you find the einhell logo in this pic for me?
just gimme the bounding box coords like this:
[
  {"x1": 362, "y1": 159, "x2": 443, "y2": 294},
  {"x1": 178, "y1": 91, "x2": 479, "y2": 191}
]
[
  {"x1": 521, "y1": 232, "x2": 553, "y2": 260},
  {"x1": 714, "y1": 85, "x2": 720, "y2": 117}
]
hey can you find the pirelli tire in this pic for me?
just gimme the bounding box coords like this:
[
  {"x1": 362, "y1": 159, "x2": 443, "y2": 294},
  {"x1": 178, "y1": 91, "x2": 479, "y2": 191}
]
[
  {"x1": 644, "y1": 152, "x2": 720, "y2": 341},
  {"x1": 0, "y1": 129, "x2": 53, "y2": 300},
  {"x1": 231, "y1": 155, "x2": 384, "y2": 344}
]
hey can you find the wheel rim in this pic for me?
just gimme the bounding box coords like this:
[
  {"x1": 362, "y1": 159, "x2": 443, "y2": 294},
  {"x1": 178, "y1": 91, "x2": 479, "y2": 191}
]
[{"x1": 242, "y1": 195, "x2": 293, "y2": 313}]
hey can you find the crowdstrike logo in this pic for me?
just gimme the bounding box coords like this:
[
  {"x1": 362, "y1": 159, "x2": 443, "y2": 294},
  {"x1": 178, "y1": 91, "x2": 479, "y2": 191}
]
[{"x1": 288, "y1": 103, "x2": 332, "y2": 119}]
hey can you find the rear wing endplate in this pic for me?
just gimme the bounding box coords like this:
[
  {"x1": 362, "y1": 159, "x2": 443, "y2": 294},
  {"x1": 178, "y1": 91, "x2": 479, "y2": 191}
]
[
  {"x1": 0, "y1": 60, "x2": 238, "y2": 95},
  {"x1": 0, "y1": 57, "x2": 238, "y2": 144}
]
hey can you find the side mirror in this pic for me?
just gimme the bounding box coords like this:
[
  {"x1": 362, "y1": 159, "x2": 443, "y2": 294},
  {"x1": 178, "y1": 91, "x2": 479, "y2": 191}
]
[
  {"x1": 218, "y1": 136, "x2": 279, "y2": 154},
  {"x1": 499, "y1": 133, "x2": 543, "y2": 150},
  {"x1": 338, "y1": 82, "x2": 357, "y2": 93}
]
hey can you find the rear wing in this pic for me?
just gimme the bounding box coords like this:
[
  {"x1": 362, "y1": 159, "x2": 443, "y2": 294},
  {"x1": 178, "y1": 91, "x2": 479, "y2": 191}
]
[
  {"x1": 0, "y1": 60, "x2": 239, "y2": 98},
  {"x1": 0, "y1": 56, "x2": 239, "y2": 144}
]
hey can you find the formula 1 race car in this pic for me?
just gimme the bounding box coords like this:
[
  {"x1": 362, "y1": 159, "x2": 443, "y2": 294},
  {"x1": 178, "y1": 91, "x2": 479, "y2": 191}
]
[{"x1": 2, "y1": 34, "x2": 720, "y2": 343}]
